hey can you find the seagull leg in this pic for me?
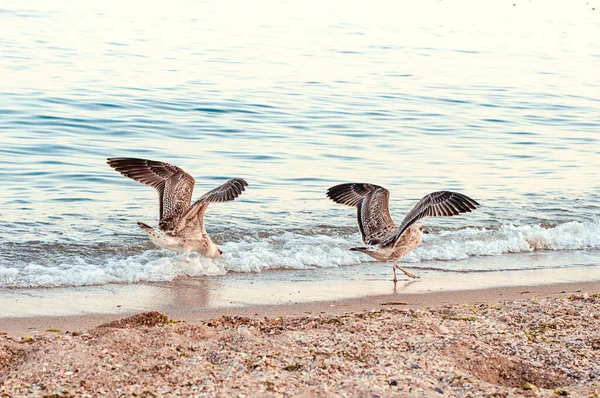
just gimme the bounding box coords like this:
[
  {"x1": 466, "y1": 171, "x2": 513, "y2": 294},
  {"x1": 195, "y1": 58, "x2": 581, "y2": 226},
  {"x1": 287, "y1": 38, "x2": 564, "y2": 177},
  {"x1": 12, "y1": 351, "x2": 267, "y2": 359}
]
[
  {"x1": 395, "y1": 263, "x2": 419, "y2": 279},
  {"x1": 392, "y1": 262, "x2": 399, "y2": 292}
]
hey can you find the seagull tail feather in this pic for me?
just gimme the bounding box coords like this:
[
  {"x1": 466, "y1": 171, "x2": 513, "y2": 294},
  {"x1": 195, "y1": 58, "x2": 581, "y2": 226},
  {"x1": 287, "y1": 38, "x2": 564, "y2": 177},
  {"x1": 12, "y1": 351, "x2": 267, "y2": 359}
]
[
  {"x1": 137, "y1": 221, "x2": 154, "y2": 232},
  {"x1": 350, "y1": 246, "x2": 380, "y2": 256},
  {"x1": 350, "y1": 246, "x2": 388, "y2": 261}
]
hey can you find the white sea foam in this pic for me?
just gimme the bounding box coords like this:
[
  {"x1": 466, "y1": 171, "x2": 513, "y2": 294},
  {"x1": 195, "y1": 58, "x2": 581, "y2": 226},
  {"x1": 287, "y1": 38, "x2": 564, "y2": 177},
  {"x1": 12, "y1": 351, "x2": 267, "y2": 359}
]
[
  {"x1": 1, "y1": 221, "x2": 599, "y2": 288},
  {"x1": 407, "y1": 221, "x2": 600, "y2": 263},
  {"x1": 219, "y1": 233, "x2": 365, "y2": 272},
  {"x1": 0, "y1": 251, "x2": 226, "y2": 288}
]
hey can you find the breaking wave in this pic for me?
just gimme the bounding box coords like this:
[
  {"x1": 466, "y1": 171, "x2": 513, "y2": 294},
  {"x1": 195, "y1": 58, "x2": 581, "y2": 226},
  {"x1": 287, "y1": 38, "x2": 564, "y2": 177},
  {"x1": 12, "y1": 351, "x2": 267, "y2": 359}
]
[{"x1": 1, "y1": 221, "x2": 599, "y2": 288}]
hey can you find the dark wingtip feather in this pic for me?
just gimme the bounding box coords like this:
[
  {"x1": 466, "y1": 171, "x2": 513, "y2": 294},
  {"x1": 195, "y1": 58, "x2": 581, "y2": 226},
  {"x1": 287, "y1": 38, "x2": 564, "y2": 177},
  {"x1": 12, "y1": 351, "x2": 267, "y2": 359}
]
[
  {"x1": 454, "y1": 192, "x2": 480, "y2": 209},
  {"x1": 107, "y1": 157, "x2": 154, "y2": 171},
  {"x1": 326, "y1": 183, "x2": 369, "y2": 207},
  {"x1": 325, "y1": 184, "x2": 346, "y2": 200},
  {"x1": 197, "y1": 177, "x2": 249, "y2": 204},
  {"x1": 106, "y1": 157, "x2": 122, "y2": 167},
  {"x1": 325, "y1": 184, "x2": 343, "y2": 201}
]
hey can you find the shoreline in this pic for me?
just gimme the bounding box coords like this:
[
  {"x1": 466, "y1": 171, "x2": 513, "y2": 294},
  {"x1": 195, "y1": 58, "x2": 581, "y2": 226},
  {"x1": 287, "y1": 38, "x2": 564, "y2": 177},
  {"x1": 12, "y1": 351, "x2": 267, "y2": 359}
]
[
  {"x1": 3, "y1": 263, "x2": 600, "y2": 317},
  {"x1": 2, "y1": 279, "x2": 599, "y2": 338}
]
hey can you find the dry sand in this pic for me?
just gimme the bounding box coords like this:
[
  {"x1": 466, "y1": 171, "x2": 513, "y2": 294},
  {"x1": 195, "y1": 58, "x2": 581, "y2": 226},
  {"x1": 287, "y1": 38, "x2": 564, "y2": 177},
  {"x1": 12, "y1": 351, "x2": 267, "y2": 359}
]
[{"x1": 1, "y1": 282, "x2": 600, "y2": 397}]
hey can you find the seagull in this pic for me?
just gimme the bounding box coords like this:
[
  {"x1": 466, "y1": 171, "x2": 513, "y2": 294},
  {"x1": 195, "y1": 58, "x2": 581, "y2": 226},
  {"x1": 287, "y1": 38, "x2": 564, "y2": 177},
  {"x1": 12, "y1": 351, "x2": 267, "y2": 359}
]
[
  {"x1": 326, "y1": 183, "x2": 479, "y2": 281},
  {"x1": 107, "y1": 157, "x2": 248, "y2": 261}
]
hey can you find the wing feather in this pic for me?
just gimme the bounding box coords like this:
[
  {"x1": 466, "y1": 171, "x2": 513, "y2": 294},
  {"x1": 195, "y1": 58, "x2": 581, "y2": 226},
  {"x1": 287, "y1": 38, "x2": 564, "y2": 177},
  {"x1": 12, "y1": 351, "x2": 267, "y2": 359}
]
[
  {"x1": 327, "y1": 183, "x2": 397, "y2": 244},
  {"x1": 197, "y1": 178, "x2": 248, "y2": 203},
  {"x1": 107, "y1": 157, "x2": 195, "y2": 230},
  {"x1": 381, "y1": 191, "x2": 479, "y2": 248},
  {"x1": 172, "y1": 178, "x2": 248, "y2": 235}
]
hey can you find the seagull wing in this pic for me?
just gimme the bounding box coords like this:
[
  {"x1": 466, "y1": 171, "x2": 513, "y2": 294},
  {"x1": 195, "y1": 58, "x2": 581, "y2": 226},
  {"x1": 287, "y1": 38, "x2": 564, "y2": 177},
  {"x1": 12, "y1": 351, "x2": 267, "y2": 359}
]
[
  {"x1": 107, "y1": 157, "x2": 195, "y2": 230},
  {"x1": 381, "y1": 191, "x2": 479, "y2": 248},
  {"x1": 172, "y1": 178, "x2": 248, "y2": 235},
  {"x1": 326, "y1": 183, "x2": 397, "y2": 245}
]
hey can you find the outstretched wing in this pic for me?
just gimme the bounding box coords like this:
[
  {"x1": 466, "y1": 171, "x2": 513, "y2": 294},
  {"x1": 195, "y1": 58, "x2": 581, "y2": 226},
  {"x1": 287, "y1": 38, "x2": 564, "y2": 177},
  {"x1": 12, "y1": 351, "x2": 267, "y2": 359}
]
[
  {"x1": 196, "y1": 178, "x2": 249, "y2": 203},
  {"x1": 326, "y1": 183, "x2": 397, "y2": 245},
  {"x1": 107, "y1": 158, "x2": 195, "y2": 230},
  {"x1": 172, "y1": 178, "x2": 248, "y2": 235},
  {"x1": 381, "y1": 191, "x2": 479, "y2": 248}
]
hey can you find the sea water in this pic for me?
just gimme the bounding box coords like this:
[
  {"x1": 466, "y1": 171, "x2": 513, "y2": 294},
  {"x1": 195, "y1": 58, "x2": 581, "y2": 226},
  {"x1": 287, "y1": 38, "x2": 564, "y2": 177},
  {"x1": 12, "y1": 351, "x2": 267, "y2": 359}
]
[{"x1": 1, "y1": 0, "x2": 599, "y2": 289}]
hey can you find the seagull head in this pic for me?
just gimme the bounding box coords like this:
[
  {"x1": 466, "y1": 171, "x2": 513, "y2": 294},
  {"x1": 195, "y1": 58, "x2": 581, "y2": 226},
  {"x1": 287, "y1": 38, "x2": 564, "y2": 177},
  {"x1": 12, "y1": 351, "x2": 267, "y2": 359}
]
[
  {"x1": 410, "y1": 224, "x2": 428, "y2": 237},
  {"x1": 206, "y1": 244, "x2": 224, "y2": 259}
]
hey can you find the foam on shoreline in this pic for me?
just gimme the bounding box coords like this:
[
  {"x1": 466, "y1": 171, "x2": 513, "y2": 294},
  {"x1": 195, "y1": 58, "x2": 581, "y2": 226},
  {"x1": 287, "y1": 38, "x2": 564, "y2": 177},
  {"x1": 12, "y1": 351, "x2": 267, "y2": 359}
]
[{"x1": 1, "y1": 221, "x2": 600, "y2": 288}]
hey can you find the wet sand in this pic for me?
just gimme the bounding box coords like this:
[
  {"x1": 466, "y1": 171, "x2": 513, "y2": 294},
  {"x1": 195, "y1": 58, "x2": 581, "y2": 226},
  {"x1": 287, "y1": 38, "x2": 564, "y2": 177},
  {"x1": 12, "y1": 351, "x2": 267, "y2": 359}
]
[
  {"x1": 3, "y1": 263, "x2": 600, "y2": 319},
  {"x1": 1, "y1": 280, "x2": 600, "y2": 397},
  {"x1": 2, "y1": 279, "x2": 600, "y2": 338}
]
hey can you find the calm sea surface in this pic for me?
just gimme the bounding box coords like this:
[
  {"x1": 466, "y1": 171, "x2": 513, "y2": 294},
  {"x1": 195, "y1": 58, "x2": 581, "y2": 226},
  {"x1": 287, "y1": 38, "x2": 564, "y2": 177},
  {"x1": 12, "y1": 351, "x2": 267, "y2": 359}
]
[{"x1": 1, "y1": 0, "x2": 600, "y2": 288}]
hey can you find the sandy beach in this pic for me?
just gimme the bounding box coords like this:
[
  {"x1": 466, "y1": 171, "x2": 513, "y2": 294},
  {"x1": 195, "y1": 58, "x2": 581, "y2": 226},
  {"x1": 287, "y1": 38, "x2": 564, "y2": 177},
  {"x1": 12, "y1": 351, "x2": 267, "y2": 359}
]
[{"x1": 2, "y1": 281, "x2": 600, "y2": 397}]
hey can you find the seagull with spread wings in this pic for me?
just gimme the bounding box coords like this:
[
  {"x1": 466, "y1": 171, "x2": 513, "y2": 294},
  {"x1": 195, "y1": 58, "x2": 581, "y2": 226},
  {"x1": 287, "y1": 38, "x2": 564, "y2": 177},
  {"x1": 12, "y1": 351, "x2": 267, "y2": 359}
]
[
  {"x1": 326, "y1": 183, "x2": 479, "y2": 281},
  {"x1": 107, "y1": 158, "x2": 248, "y2": 261}
]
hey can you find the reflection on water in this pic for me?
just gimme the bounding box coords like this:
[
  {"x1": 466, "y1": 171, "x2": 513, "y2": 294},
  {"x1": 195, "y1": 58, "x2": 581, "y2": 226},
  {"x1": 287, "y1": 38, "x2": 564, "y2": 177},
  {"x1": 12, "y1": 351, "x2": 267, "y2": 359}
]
[{"x1": 1, "y1": 0, "x2": 599, "y2": 288}]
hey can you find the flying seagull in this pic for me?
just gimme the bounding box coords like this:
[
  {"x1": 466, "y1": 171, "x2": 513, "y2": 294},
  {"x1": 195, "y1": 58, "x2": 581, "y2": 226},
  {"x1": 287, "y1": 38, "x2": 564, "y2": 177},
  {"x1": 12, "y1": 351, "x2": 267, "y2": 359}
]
[
  {"x1": 326, "y1": 183, "x2": 479, "y2": 281},
  {"x1": 107, "y1": 157, "x2": 248, "y2": 261}
]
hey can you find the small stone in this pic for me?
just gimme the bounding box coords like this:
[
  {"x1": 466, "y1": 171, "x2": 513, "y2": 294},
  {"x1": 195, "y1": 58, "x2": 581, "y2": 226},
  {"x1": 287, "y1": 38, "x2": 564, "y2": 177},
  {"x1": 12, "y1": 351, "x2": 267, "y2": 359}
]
[
  {"x1": 523, "y1": 382, "x2": 538, "y2": 390},
  {"x1": 439, "y1": 325, "x2": 450, "y2": 334}
]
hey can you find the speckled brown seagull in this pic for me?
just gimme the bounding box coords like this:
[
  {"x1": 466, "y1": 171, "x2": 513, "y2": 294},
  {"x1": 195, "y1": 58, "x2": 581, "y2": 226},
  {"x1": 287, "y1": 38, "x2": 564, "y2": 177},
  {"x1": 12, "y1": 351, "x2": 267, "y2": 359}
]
[
  {"x1": 107, "y1": 158, "x2": 248, "y2": 261},
  {"x1": 326, "y1": 183, "x2": 479, "y2": 281}
]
